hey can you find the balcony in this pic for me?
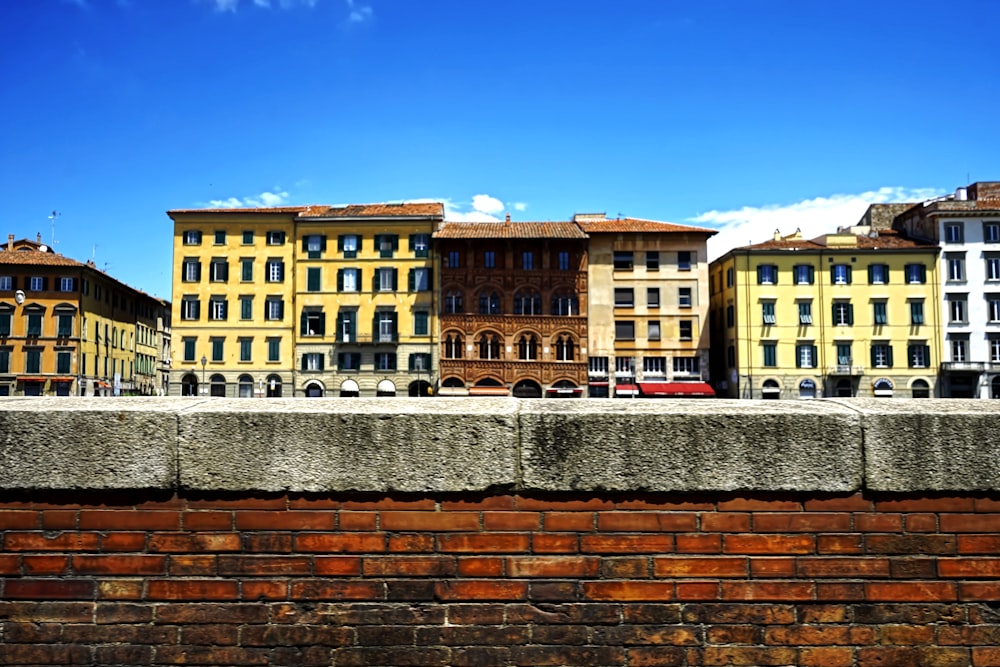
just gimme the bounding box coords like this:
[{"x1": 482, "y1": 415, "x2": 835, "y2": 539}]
[
  {"x1": 827, "y1": 365, "x2": 864, "y2": 376},
  {"x1": 940, "y1": 361, "x2": 987, "y2": 372}
]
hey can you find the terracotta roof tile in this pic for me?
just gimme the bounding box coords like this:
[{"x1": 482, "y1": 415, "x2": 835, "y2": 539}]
[
  {"x1": 298, "y1": 202, "x2": 445, "y2": 218},
  {"x1": 0, "y1": 248, "x2": 87, "y2": 268},
  {"x1": 434, "y1": 221, "x2": 588, "y2": 239},
  {"x1": 577, "y1": 217, "x2": 717, "y2": 235},
  {"x1": 736, "y1": 229, "x2": 936, "y2": 252},
  {"x1": 168, "y1": 206, "x2": 309, "y2": 216}
]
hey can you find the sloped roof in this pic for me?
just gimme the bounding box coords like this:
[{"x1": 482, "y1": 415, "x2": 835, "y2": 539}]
[
  {"x1": 298, "y1": 202, "x2": 445, "y2": 218},
  {"x1": 735, "y1": 229, "x2": 936, "y2": 252},
  {"x1": 577, "y1": 217, "x2": 717, "y2": 235},
  {"x1": 434, "y1": 221, "x2": 588, "y2": 239},
  {"x1": 168, "y1": 206, "x2": 309, "y2": 216},
  {"x1": 0, "y1": 247, "x2": 87, "y2": 268}
]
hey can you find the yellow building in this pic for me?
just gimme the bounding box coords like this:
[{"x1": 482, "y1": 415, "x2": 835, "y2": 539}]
[
  {"x1": 577, "y1": 214, "x2": 716, "y2": 397},
  {"x1": 0, "y1": 235, "x2": 167, "y2": 397},
  {"x1": 167, "y1": 202, "x2": 443, "y2": 397},
  {"x1": 709, "y1": 228, "x2": 941, "y2": 399}
]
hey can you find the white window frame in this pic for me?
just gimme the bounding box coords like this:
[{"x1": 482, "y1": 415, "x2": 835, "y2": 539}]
[
  {"x1": 29, "y1": 276, "x2": 43, "y2": 291},
  {"x1": 951, "y1": 338, "x2": 968, "y2": 363},
  {"x1": 265, "y1": 298, "x2": 283, "y2": 321},
  {"x1": 949, "y1": 298, "x2": 967, "y2": 323},
  {"x1": 648, "y1": 320, "x2": 661, "y2": 341},
  {"x1": 209, "y1": 299, "x2": 227, "y2": 321},
  {"x1": 873, "y1": 344, "x2": 890, "y2": 368},
  {"x1": 985, "y1": 222, "x2": 1000, "y2": 243},
  {"x1": 412, "y1": 268, "x2": 429, "y2": 292},
  {"x1": 833, "y1": 264, "x2": 850, "y2": 285},
  {"x1": 945, "y1": 222, "x2": 964, "y2": 243},
  {"x1": 643, "y1": 356, "x2": 666, "y2": 377},
  {"x1": 59, "y1": 277, "x2": 74, "y2": 292},
  {"x1": 342, "y1": 268, "x2": 359, "y2": 292},
  {"x1": 986, "y1": 257, "x2": 1000, "y2": 282},
  {"x1": 378, "y1": 268, "x2": 394, "y2": 292},
  {"x1": 947, "y1": 256, "x2": 965, "y2": 281},
  {"x1": 0, "y1": 276, "x2": 10, "y2": 291}
]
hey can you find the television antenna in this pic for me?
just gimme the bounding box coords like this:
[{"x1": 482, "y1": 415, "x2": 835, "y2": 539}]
[{"x1": 48, "y1": 211, "x2": 59, "y2": 247}]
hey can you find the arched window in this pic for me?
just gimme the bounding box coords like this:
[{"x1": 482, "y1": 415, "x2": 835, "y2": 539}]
[
  {"x1": 238, "y1": 374, "x2": 254, "y2": 398},
  {"x1": 210, "y1": 374, "x2": 226, "y2": 397},
  {"x1": 478, "y1": 333, "x2": 501, "y2": 360},
  {"x1": 762, "y1": 379, "x2": 781, "y2": 400},
  {"x1": 266, "y1": 374, "x2": 282, "y2": 397},
  {"x1": 443, "y1": 333, "x2": 464, "y2": 359},
  {"x1": 513, "y1": 290, "x2": 542, "y2": 315},
  {"x1": 181, "y1": 373, "x2": 198, "y2": 397},
  {"x1": 444, "y1": 290, "x2": 463, "y2": 314},
  {"x1": 554, "y1": 334, "x2": 575, "y2": 361},
  {"x1": 913, "y1": 379, "x2": 931, "y2": 399},
  {"x1": 551, "y1": 292, "x2": 578, "y2": 316},
  {"x1": 478, "y1": 291, "x2": 501, "y2": 315},
  {"x1": 518, "y1": 334, "x2": 539, "y2": 361}
]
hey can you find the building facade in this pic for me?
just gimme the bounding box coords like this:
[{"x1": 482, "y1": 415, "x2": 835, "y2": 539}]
[
  {"x1": 709, "y1": 228, "x2": 941, "y2": 399},
  {"x1": 576, "y1": 214, "x2": 715, "y2": 398}
]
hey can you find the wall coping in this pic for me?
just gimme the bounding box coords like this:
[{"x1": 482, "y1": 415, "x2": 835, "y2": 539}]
[{"x1": 0, "y1": 397, "x2": 997, "y2": 493}]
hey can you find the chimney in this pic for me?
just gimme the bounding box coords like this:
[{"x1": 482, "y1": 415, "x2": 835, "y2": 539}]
[
  {"x1": 7, "y1": 234, "x2": 13, "y2": 250},
  {"x1": 505, "y1": 213, "x2": 511, "y2": 224},
  {"x1": 36, "y1": 232, "x2": 41, "y2": 243},
  {"x1": 773, "y1": 229, "x2": 782, "y2": 241}
]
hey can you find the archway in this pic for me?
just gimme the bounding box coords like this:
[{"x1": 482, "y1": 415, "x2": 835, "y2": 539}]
[
  {"x1": 873, "y1": 378, "x2": 894, "y2": 398},
  {"x1": 265, "y1": 374, "x2": 282, "y2": 397},
  {"x1": 512, "y1": 379, "x2": 543, "y2": 398},
  {"x1": 912, "y1": 379, "x2": 931, "y2": 399},
  {"x1": 304, "y1": 381, "x2": 324, "y2": 398},
  {"x1": 798, "y1": 379, "x2": 816, "y2": 399},
  {"x1": 376, "y1": 379, "x2": 396, "y2": 397},
  {"x1": 761, "y1": 379, "x2": 781, "y2": 400},
  {"x1": 835, "y1": 378, "x2": 853, "y2": 397},
  {"x1": 210, "y1": 374, "x2": 226, "y2": 397},
  {"x1": 238, "y1": 375, "x2": 254, "y2": 398},
  {"x1": 181, "y1": 373, "x2": 198, "y2": 397},
  {"x1": 408, "y1": 380, "x2": 433, "y2": 397},
  {"x1": 993, "y1": 376, "x2": 1000, "y2": 399},
  {"x1": 340, "y1": 379, "x2": 360, "y2": 397}
]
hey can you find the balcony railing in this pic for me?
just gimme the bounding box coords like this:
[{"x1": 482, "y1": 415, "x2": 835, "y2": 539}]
[{"x1": 827, "y1": 365, "x2": 865, "y2": 376}]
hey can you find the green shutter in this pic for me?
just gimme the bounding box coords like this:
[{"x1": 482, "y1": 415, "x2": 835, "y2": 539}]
[
  {"x1": 923, "y1": 345, "x2": 930, "y2": 364},
  {"x1": 391, "y1": 268, "x2": 398, "y2": 291},
  {"x1": 300, "y1": 311, "x2": 308, "y2": 336},
  {"x1": 847, "y1": 304, "x2": 854, "y2": 325},
  {"x1": 337, "y1": 269, "x2": 344, "y2": 291},
  {"x1": 867, "y1": 265, "x2": 874, "y2": 283},
  {"x1": 317, "y1": 312, "x2": 325, "y2": 336},
  {"x1": 390, "y1": 311, "x2": 398, "y2": 340},
  {"x1": 887, "y1": 345, "x2": 894, "y2": 368},
  {"x1": 408, "y1": 268, "x2": 415, "y2": 292},
  {"x1": 372, "y1": 269, "x2": 379, "y2": 292},
  {"x1": 301, "y1": 355, "x2": 308, "y2": 371},
  {"x1": 845, "y1": 266, "x2": 852, "y2": 284},
  {"x1": 338, "y1": 235, "x2": 344, "y2": 251}
]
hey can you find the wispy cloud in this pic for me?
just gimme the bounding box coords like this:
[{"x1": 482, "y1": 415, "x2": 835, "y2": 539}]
[
  {"x1": 442, "y1": 194, "x2": 525, "y2": 222},
  {"x1": 205, "y1": 190, "x2": 290, "y2": 208},
  {"x1": 693, "y1": 186, "x2": 943, "y2": 261},
  {"x1": 346, "y1": 0, "x2": 373, "y2": 23},
  {"x1": 207, "y1": 0, "x2": 319, "y2": 12}
]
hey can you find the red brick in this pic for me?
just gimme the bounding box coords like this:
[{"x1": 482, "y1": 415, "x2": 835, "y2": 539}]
[
  {"x1": 865, "y1": 581, "x2": 956, "y2": 602},
  {"x1": 706, "y1": 625, "x2": 759, "y2": 644},
  {"x1": 0, "y1": 646, "x2": 92, "y2": 665},
  {"x1": 882, "y1": 625, "x2": 935, "y2": 644},
  {"x1": 939, "y1": 557, "x2": 1000, "y2": 578},
  {"x1": 147, "y1": 579, "x2": 240, "y2": 600},
  {"x1": 169, "y1": 555, "x2": 218, "y2": 575},
  {"x1": 889, "y1": 557, "x2": 936, "y2": 579},
  {"x1": 855, "y1": 513, "x2": 903, "y2": 532},
  {"x1": 4, "y1": 578, "x2": 96, "y2": 599},
  {"x1": 0, "y1": 600, "x2": 94, "y2": 622},
  {"x1": 905, "y1": 513, "x2": 938, "y2": 532},
  {"x1": 597, "y1": 512, "x2": 697, "y2": 532},
  {"x1": 442, "y1": 495, "x2": 516, "y2": 510},
  {"x1": 483, "y1": 511, "x2": 540, "y2": 531},
  {"x1": 294, "y1": 533, "x2": 385, "y2": 553},
  {"x1": 313, "y1": 556, "x2": 362, "y2": 576},
  {"x1": 542, "y1": 512, "x2": 594, "y2": 532},
  {"x1": 186, "y1": 495, "x2": 288, "y2": 510},
  {"x1": 387, "y1": 534, "x2": 435, "y2": 552},
  {"x1": 584, "y1": 581, "x2": 674, "y2": 601},
  {"x1": 4, "y1": 531, "x2": 100, "y2": 551},
  {"x1": 653, "y1": 557, "x2": 747, "y2": 578},
  {"x1": 183, "y1": 511, "x2": 233, "y2": 530},
  {"x1": 101, "y1": 532, "x2": 147, "y2": 551},
  {"x1": 603, "y1": 557, "x2": 650, "y2": 578},
  {"x1": 0, "y1": 510, "x2": 39, "y2": 529},
  {"x1": 218, "y1": 555, "x2": 312, "y2": 576},
  {"x1": 532, "y1": 534, "x2": 578, "y2": 553},
  {"x1": 616, "y1": 497, "x2": 715, "y2": 511},
  {"x1": 507, "y1": 556, "x2": 600, "y2": 578},
  {"x1": 235, "y1": 510, "x2": 337, "y2": 530},
  {"x1": 723, "y1": 534, "x2": 815, "y2": 554},
  {"x1": 73, "y1": 555, "x2": 167, "y2": 575},
  {"x1": 973, "y1": 647, "x2": 1000, "y2": 666},
  {"x1": 959, "y1": 535, "x2": 1000, "y2": 553},
  {"x1": 717, "y1": 498, "x2": 801, "y2": 511},
  {"x1": 941, "y1": 514, "x2": 1000, "y2": 532},
  {"x1": 181, "y1": 623, "x2": 240, "y2": 645},
  {"x1": 581, "y1": 535, "x2": 675, "y2": 554},
  {"x1": 959, "y1": 582, "x2": 1000, "y2": 601},
  {"x1": 339, "y1": 511, "x2": 377, "y2": 531},
  {"x1": 245, "y1": 533, "x2": 293, "y2": 553},
  {"x1": 98, "y1": 579, "x2": 144, "y2": 600},
  {"x1": 799, "y1": 605, "x2": 848, "y2": 623},
  {"x1": 698, "y1": 646, "x2": 798, "y2": 665},
  {"x1": 40, "y1": 509, "x2": 77, "y2": 529},
  {"x1": 149, "y1": 532, "x2": 241, "y2": 553},
  {"x1": 363, "y1": 556, "x2": 456, "y2": 577},
  {"x1": 340, "y1": 497, "x2": 436, "y2": 510},
  {"x1": 437, "y1": 533, "x2": 530, "y2": 553},
  {"x1": 797, "y1": 557, "x2": 890, "y2": 578},
  {"x1": 677, "y1": 534, "x2": 722, "y2": 553},
  {"x1": 242, "y1": 580, "x2": 289, "y2": 600},
  {"x1": 815, "y1": 582, "x2": 865, "y2": 601},
  {"x1": 700, "y1": 512, "x2": 750, "y2": 532},
  {"x1": 720, "y1": 581, "x2": 815, "y2": 601},
  {"x1": 803, "y1": 494, "x2": 872, "y2": 512},
  {"x1": 155, "y1": 646, "x2": 269, "y2": 665},
  {"x1": 800, "y1": 647, "x2": 853, "y2": 667},
  {"x1": 516, "y1": 496, "x2": 613, "y2": 511},
  {"x1": 79, "y1": 509, "x2": 180, "y2": 530},
  {"x1": 764, "y1": 625, "x2": 851, "y2": 645},
  {"x1": 749, "y1": 557, "x2": 795, "y2": 577},
  {"x1": 753, "y1": 512, "x2": 852, "y2": 532},
  {"x1": 380, "y1": 510, "x2": 479, "y2": 531},
  {"x1": 865, "y1": 534, "x2": 956, "y2": 554},
  {"x1": 0, "y1": 554, "x2": 20, "y2": 574},
  {"x1": 22, "y1": 555, "x2": 70, "y2": 575},
  {"x1": 457, "y1": 556, "x2": 504, "y2": 577},
  {"x1": 290, "y1": 579, "x2": 383, "y2": 600},
  {"x1": 435, "y1": 580, "x2": 528, "y2": 601},
  {"x1": 875, "y1": 497, "x2": 975, "y2": 512},
  {"x1": 676, "y1": 582, "x2": 720, "y2": 600},
  {"x1": 818, "y1": 534, "x2": 863, "y2": 554},
  {"x1": 974, "y1": 498, "x2": 1000, "y2": 513},
  {"x1": 287, "y1": 495, "x2": 340, "y2": 509}
]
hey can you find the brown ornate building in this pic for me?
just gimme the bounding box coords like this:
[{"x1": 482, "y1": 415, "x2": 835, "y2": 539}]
[{"x1": 434, "y1": 217, "x2": 589, "y2": 397}]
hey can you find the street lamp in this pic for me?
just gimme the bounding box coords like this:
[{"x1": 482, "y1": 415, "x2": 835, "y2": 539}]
[{"x1": 200, "y1": 355, "x2": 207, "y2": 396}]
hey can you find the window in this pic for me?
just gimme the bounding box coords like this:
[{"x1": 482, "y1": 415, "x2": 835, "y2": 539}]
[
  {"x1": 338, "y1": 352, "x2": 361, "y2": 370},
  {"x1": 409, "y1": 353, "x2": 432, "y2": 372},
  {"x1": 615, "y1": 356, "x2": 635, "y2": 377},
  {"x1": 266, "y1": 231, "x2": 285, "y2": 245},
  {"x1": 762, "y1": 343, "x2": 777, "y2": 367},
  {"x1": 648, "y1": 321, "x2": 661, "y2": 341},
  {"x1": 551, "y1": 292, "x2": 577, "y2": 316},
  {"x1": 29, "y1": 276, "x2": 44, "y2": 291},
  {"x1": 554, "y1": 334, "x2": 575, "y2": 361},
  {"x1": 301, "y1": 309, "x2": 325, "y2": 336},
  {"x1": 868, "y1": 264, "x2": 889, "y2": 285},
  {"x1": 414, "y1": 311, "x2": 429, "y2": 336},
  {"x1": 266, "y1": 260, "x2": 285, "y2": 282},
  {"x1": 673, "y1": 356, "x2": 699, "y2": 374},
  {"x1": 302, "y1": 353, "x2": 324, "y2": 371},
  {"x1": 211, "y1": 337, "x2": 224, "y2": 362},
  {"x1": 558, "y1": 251, "x2": 570, "y2": 270},
  {"x1": 181, "y1": 297, "x2": 200, "y2": 321},
  {"x1": 985, "y1": 223, "x2": 1000, "y2": 243},
  {"x1": 762, "y1": 302, "x2": 776, "y2": 325},
  {"x1": 831, "y1": 264, "x2": 852, "y2": 285},
  {"x1": 410, "y1": 234, "x2": 430, "y2": 258},
  {"x1": 794, "y1": 264, "x2": 814, "y2": 285},
  {"x1": 521, "y1": 251, "x2": 534, "y2": 270},
  {"x1": 644, "y1": 356, "x2": 666, "y2": 377},
  {"x1": 59, "y1": 277, "x2": 75, "y2": 292},
  {"x1": 798, "y1": 301, "x2": 812, "y2": 325},
  {"x1": 209, "y1": 298, "x2": 227, "y2": 321},
  {"x1": 873, "y1": 301, "x2": 888, "y2": 325},
  {"x1": 796, "y1": 344, "x2": 817, "y2": 369},
  {"x1": 989, "y1": 296, "x2": 1000, "y2": 322},
  {"x1": 951, "y1": 337, "x2": 968, "y2": 363},
  {"x1": 0, "y1": 276, "x2": 10, "y2": 291},
  {"x1": 336, "y1": 268, "x2": 359, "y2": 292},
  {"x1": 183, "y1": 338, "x2": 196, "y2": 363},
  {"x1": 375, "y1": 352, "x2": 397, "y2": 371},
  {"x1": 375, "y1": 267, "x2": 397, "y2": 292},
  {"x1": 210, "y1": 230, "x2": 224, "y2": 245},
  {"x1": 517, "y1": 334, "x2": 538, "y2": 360},
  {"x1": 183, "y1": 230, "x2": 202, "y2": 245},
  {"x1": 25, "y1": 349, "x2": 41, "y2": 374},
  {"x1": 986, "y1": 256, "x2": 1000, "y2": 281},
  {"x1": 210, "y1": 259, "x2": 228, "y2": 282},
  {"x1": 479, "y1": 291, "x2": 500, "y2": 315},
  {"x1": 409, "y1": 268, "x2": 430, "y2": 292},
  {"x1": 239, "y1": 338, "x2": 252, "y2": 362},
  {"x1": 678, "y1": 287, "x2": 691, "y2": 308},
  {"x1": 265, "y1": 297, "x2": 284, "y2": 321},
  {"x1": 239, "y1": 258, "x2": 253, "y2": 282},
  {"x1": 589, "y1": 356, "x2": 608, "y2": 377},
  {"x1": 182, "y1": 259, "x2": 201, "y2": 282},
  {"x1": 726, "y1": 267, "x2": 734, "y2": 287},
  {"x1": 832, "y1": 301, "x2": 854, "y2": 326},
  {"x1": 445, "y1": 290, "x2": 463, "y2": 314},
  {"x1": 646, "y1": 252, "x2": 659, "y2": 271},
  {"x1": 0, "y1": 310, "x2": 10, "y2": 336},
  {"x1": 837, "y1": 344, "x2": 852, "y2": 366},
  {"x1": 614, "y1": 288, "x2": 634, "y2": 308},
  {"x1": 949, "y1": 297, "x2": 967, "y2": 323},
  {"x1": 376, "y1": 311, "x2": 396, "y2": 343},
  {"x1": 871, "y1": 343, "x2": 893, "y2": 368},
  {"x1": 726, "y1": 304, "x2": 734, "y2": 328},
  {"x1": 677, "y1": 251, "x2": 692, "y2": 271},
  {"x1": 303, "y1": 267, "x2": 321, "y2": 292},
  {"x1": 337, "y1": 310, "x2": 356, "y2": 343},
  {"x1": 908, "y1": 343, "x2": 930, "y2": 368},
  {"x1": 484, "y1": 251, "x2": 496, "y2": 268},
  {"x1": 641, "y1": 288, "x2": 658, "y2": 308},
  {"x1": 57, "y1": 313, "x2": 72, "y2": 337},
  {"x1": 905, "y1": 263, "x2": 926, "y2": 284},
  {"x1": 447, "y1": 250, "x2": 461, "y2": 268},
  {"x1": 910, "y1": 300, "x2": 924, "y2": 325},
  {"x1": 376, "y1": 234, "x2": 398, "y2": 258},
  {"x1": 242, "y1": 230, "x2": 254, "y2": 245},
  {"x1": 757, "y1": 265, "x2": 777, "y2": 285},
  {"x1": 613, "y1": 251, "x2": 634, "y2": 271},
  {"x1": 679, "y1": 320, "x2": 693, "y2": 341},
  {"x1": 267, "y1": 338, "x2": 281, "y2": 362},
  {"x1": 615, "y1": 321, "x2": 635, "y2": 340},
  {"x1": 56, "y1": 351, "x2": 71, "y2": 374},
  {"x1": 443, "y1": 333, "x2": 464, "y2": 359},
  {"x1": 946, "y1": 254, "x2": 965, "y2": 281},
  {"x1": 991, "y1": 337, "x2": 1000, "y2": 364},
  {"x1": 944, "y1": 222, "x2": 964, "y2": 243},
  {"x1": 304, "y1": 235, "x2": 326, "y2": 259},
  {"x1": 339, "y1": 234, "x2": 359, "y2": 258}
]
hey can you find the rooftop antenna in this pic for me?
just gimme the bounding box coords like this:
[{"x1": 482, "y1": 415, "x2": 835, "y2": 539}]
[{"x1": 48, "y1": 211, "x2": 59, "y2": 247}]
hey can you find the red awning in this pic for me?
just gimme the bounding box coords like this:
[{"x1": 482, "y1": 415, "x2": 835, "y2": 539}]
[
  {"x1": 468, "y1": 386, "x2": 509, "y2": 396},
  {"x1": 50, "y1": 377, "x2": 75, "y2": 383},
  {"x1": 615, "y1": 383, "x2": 639, "y2": 396},
  {"x1": 588, "y1": 381, "x2": 609, "y2": 387},
  {"x1": 638, "y1": 382, "x2": 716, "y2": 398},
  {"x1": 16, "y1": 376, "x2": 45, "y2": 383}
]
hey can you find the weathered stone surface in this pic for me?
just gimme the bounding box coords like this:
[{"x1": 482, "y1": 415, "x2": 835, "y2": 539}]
[
  {"x1": 847, "y1": 399, "x2": 1000, "y2": 491},
  {"x1": 0, "y1": 398, "x2": 177, "y2": 489},
  {"x1": 177, "y1": 398, "x2": 519, "y2": 492},
  {"x1": 519, "y1": 400, "x2": 863, "y2": 492}
]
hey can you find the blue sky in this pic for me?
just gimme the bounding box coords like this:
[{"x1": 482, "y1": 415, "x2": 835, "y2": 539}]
[{"x1": 3, "y1": 0, "x2": 998, "y2": 300}]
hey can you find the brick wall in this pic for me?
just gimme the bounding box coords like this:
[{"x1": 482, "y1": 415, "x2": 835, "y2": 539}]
[{"x1": 3, "y1": 490, "x2": 1000, "y2": 666}]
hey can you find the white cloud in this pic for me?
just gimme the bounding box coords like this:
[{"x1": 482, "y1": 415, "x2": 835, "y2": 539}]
[
  {"x1": 512, "y1": 202, "x2": 528, "y2": 212},
  {"x1": 693, "y1": 186, "x2": 944, "y2": 261},
  {"x1": 208, "y1": 0, "x2": 318, "y2": 11},
  {"x1": 437, "y1": 193, "x2": 525, "y2": 222},
  {"x1": 206, "y1": 190, "x2": 290, "y2": 208},
  {"x1": 346, "y1": 0, "x2": 372, "y2": 22},
  {"x1": 471, "y1": 194, "x2": 504, "y2": 215}
]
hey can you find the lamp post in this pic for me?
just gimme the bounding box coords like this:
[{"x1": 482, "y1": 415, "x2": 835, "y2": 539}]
[{"x1": 200, "y1": 355, "x2": 207, "y2": 396}]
